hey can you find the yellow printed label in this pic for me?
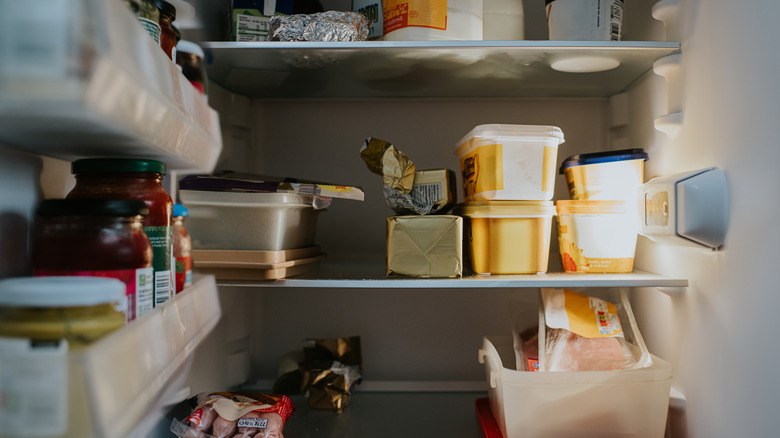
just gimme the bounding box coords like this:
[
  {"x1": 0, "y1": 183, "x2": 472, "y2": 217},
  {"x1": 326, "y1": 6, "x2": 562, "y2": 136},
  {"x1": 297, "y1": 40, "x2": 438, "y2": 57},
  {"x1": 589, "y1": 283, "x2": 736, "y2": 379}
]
[
  {"x1": 460, "y1": 143, "x2": 503, "y2": 199},
  {"x1": 563, "y1": 289, "x2": 623, "y2": 339},
  {"x1": 383, "y1": 0, "x2": 448, "y2": 33}
]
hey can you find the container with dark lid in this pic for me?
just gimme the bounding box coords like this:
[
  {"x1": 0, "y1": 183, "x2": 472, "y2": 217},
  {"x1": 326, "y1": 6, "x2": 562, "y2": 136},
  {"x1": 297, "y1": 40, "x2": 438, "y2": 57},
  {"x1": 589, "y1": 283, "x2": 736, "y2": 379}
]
[
  {"x1": 558, "y1": 148, "x2": 648, "y2": 204},
  {"x1": 67, "y1": 158, "x2": 174, "y2": 308},
  {"x1": 33, "y1": 198, "x2": 154, "y2": 322}
]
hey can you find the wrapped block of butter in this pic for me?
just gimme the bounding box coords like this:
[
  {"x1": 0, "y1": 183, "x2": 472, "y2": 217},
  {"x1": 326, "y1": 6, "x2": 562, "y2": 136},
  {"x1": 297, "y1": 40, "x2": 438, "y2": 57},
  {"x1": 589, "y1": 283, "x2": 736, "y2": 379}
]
[{"x1": 386, "y1": 215, "x2": 463, "y2": 278}]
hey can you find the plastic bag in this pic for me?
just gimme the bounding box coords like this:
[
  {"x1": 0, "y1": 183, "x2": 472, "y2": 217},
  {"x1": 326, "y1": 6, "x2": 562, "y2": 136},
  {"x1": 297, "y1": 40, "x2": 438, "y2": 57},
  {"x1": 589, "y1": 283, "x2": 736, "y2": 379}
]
[
  {"x1": 540, "y1": 288, "x2": 637, "y2": 372},
  {"x1": 171, "y1": 392, "x2": 295, "y2": 438}
]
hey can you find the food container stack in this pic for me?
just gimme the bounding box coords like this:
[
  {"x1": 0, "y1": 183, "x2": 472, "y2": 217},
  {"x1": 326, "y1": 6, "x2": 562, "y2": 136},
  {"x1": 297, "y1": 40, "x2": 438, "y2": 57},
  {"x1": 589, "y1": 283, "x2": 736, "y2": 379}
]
[
  {"x1": 454, "y1": 124, "x2": 565, "y2": 274},
  {"x1": 178, "y1": 172, "x2": 364, "y2": 280},
  {"x1": 556, "y1": 149, "x2": 648, "y2": 273}
]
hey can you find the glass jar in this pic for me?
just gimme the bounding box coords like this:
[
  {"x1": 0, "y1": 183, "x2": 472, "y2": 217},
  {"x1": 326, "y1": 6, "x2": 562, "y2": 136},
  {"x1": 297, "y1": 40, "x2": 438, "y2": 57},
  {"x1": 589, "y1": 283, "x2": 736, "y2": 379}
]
[
  {"x1": 159, "y1": 0, "x2": 177, "y2": 60},
  {"x1": 0, "y1": 276, "x2": 126, "y2": 348},
  {"x1": 67, "y1": 158, "x2": 174, "y2": 307},
  {"x1": 138, "y1": 0, "x2": 161, "y2": 43},
  {"x1": 32, "y1": 199, "x2": 154, "y2": 322},
  {"x1": 172, "y1": 203, "x2": 192, "y2": 294},
  {"x1": 176, "y1": 40, "x2": 208, "y2": 96},
  {"x1": 122, "y1": 0, "x2": 140, "y2": 15}
]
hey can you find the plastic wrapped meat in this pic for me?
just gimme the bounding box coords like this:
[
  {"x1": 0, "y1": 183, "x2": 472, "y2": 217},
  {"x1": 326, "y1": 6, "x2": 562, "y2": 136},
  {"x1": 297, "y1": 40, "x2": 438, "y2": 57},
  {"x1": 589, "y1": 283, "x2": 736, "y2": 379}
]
[
  {"x1": 545, "y1": 329, "x2": 628, "y2": 371},
  {"x1": 270, "y1": 11, "x2": 369, "y2": 41}
]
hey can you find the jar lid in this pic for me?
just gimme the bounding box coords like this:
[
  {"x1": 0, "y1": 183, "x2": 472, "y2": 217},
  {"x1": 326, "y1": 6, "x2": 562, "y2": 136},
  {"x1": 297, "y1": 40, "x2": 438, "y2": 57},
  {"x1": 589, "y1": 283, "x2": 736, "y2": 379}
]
[
  {"x1": 176, "y1": 40, "x2": 204, "y2": 58},
  {"x1": 172, "y1": 203, "x2": 189, "y2": 217},
  {"x1": 558, "y1": 148, "x2": 648, "y2": 174},
  {"x1": 456, "y1": 201, "x2": 556, "y2": 218},
  {"x1": 71, "y1": 158, "x2": 167, "y2": 175},
  {"x1": 159, "y1": 0, "x2": 176, "y2": 19},
  {"x1": 0, "y1": 277, "x2": 125, "y2": 307},
  {"x1": 37, "y1": 199, "x2": 149, "y2": 217}
]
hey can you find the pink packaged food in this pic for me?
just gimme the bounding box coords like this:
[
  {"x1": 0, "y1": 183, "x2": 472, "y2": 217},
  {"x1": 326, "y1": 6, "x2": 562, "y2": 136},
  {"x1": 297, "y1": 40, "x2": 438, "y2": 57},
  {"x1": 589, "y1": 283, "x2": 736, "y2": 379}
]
[{"x1": 171, "y1": 392, "x2": 295, "y2": 438}]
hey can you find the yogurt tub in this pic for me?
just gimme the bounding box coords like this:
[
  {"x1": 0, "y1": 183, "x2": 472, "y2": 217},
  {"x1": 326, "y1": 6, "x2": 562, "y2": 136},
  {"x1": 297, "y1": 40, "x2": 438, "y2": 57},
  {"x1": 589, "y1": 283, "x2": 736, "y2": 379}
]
[
  {"x1": 559, "y1": 148, "x2": 648, "y2": 203},
  {"x1": 458, "y1": 201, "x2": 555, "y2": 274},
  {"x1": 455, "y1": 124, "x2": 564, "y2": 201},
  {"x1": 555, "y1": 200, "x2": 637, "y2": 273}
]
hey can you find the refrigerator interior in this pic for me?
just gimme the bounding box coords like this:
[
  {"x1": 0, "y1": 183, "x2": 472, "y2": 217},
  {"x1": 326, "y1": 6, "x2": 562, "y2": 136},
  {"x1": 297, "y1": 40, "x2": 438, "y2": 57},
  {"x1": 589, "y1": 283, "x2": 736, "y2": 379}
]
[{"x1": 3, "y1": 0, "x2": 779, "y2": 437}]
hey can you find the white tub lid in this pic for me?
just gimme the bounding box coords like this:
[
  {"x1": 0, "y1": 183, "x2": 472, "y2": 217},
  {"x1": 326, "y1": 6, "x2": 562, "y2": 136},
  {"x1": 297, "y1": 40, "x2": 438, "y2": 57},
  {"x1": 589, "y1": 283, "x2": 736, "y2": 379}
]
[
  {"x1": 455, "y1": 124, "x2": 565, "y2": 155},
  {"x1": 0, "y1": 277, "x2": 125, "y2": 307}
]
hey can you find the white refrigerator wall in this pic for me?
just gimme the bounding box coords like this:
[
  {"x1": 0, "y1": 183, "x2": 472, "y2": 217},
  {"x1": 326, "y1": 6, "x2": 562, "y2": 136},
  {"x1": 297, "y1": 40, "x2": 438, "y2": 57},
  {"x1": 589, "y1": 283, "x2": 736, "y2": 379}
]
[{"x1": 628, "y1": 1, "x2": 780, "y2": 437}]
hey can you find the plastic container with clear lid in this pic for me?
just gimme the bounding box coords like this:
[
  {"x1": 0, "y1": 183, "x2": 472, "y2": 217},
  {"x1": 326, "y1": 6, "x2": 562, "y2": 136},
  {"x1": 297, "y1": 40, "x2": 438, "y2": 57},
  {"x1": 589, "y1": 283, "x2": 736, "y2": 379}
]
[
  {"x1": 172, "y1": 203, "x2": 192, "y2": 293},
  {"x1": 67, "y1": 158, "x2": 174, "y2": 307},
  {"x1": 0, "y1": 276, "x2": 126, "y2": 347}
]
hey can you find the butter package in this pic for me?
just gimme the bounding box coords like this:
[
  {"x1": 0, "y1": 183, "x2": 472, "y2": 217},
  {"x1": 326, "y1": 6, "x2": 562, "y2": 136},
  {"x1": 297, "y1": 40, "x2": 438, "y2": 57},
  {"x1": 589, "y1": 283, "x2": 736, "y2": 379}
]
[
  {"x1": 384, "y1": 168, "x2": 457, "y2": 215},
  {"x1": 386, "y1": 215, "x2": 463, "y2": 278}
]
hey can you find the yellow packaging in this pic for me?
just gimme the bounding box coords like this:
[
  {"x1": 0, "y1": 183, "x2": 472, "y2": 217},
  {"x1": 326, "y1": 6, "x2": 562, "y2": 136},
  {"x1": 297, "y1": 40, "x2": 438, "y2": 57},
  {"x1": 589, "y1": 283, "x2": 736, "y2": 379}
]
[
  {"x1": 386, "y1": 215, "x2": 462, "y2": 278},
  {"x1": 458, "y1": 201, "x2": 555, "y2": 274},
  {"x1": 556, "y1": 200, "x2": 637, "y2": 273},
  {"x1": 454, "y1": 124, "x2": 564, "y2": 201},
  {"x1": 384, "y1": 0, "x2": 448, "y2": 33}
]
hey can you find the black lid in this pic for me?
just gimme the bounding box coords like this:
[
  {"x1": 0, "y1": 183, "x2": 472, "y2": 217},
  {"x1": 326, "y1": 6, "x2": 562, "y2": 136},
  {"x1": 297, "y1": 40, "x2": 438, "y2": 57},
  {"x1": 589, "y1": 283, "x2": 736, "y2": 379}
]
[
  {"x1": 71, "y1": 158, "x2": 167, "y2": 175},
  {"x1": 559, "y1": 148, "x2": 648, "y2": 174},
  {"x1": 159, "y1": 0, "x2": 176, "y2": 19},
  {"x1": 37, "y1": 199, "x2": 149, "y2": 217}
]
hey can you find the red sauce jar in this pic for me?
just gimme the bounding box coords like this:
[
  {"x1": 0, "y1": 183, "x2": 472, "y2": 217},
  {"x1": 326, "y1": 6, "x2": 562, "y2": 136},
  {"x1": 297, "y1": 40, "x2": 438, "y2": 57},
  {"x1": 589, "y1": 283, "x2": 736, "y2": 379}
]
[
  {"x1": 67, "y1": 158, "x2": 174, "y2": 307},
  {"x1": 32, "y1": 199, "x2": 154, "y2": 322},
  {"x1": 172, "y1": 203, "x2": 192, "y2": 294}
]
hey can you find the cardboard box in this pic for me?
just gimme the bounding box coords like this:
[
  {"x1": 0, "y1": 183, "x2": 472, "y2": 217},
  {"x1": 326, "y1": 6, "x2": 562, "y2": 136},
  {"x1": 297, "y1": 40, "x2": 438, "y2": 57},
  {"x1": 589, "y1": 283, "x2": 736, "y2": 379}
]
[
  {"x1": 353, "y1": 0, "x2": 383, "y2": 38},
  {"x1": 411, "y1": 168, "x2": 457, "y2": 214},
  {"x1": 386, "y1": 215, "x2": 462, "y2": 278},
  {"x1": 231, "y1": 0, "x2": 278, "y2": 41}
]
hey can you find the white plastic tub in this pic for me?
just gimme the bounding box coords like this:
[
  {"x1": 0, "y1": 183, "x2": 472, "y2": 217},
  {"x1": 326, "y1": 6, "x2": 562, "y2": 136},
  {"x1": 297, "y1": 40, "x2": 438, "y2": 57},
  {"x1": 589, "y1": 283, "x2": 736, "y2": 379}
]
[
  {"x1": 179, "y1": 190, "x2": 322, "y2": 251},
  {"x1": 555, "y1": 200, "x2": 637, "y2": 273},
  {"x1": 479, "y1": 334, "x2": 672, "y2": 438},
  {"x1": 382, "y1": 0, "x2": 483, "y2": 41},
  {"x1": 455, "y1": 124, "x2": 564, "y2": 201}
]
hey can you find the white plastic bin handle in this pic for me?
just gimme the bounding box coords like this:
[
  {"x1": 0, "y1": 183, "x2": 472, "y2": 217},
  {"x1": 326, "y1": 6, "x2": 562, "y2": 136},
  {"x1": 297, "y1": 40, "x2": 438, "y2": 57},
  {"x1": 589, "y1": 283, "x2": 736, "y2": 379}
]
[
  {"x1": 489, "y1": 371, "x2": 499, "y2": 389},
  {"x1": 478, "y1": 348, "x2": 486, "y2": 364}
]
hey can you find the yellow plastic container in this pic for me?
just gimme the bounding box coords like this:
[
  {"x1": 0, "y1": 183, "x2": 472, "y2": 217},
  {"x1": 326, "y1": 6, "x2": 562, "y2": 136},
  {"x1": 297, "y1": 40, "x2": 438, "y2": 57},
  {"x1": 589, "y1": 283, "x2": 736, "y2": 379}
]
[
  {"x1": 454, "y1": 124, "x2": 564, "y2": 201},
  {"x1": 556, "y1": 200, "x2": 637, "y2": 273},
  {"x1": 459, "y1": 201, "x2": 555, "y2": 274}
]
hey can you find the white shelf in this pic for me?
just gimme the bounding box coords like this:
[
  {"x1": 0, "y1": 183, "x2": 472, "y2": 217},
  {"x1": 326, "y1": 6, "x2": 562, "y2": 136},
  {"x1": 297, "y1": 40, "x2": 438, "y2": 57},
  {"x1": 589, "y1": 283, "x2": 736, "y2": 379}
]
[
  {"x1": 202, "y1": 40, "x2": 681, "y2": 99},
  {"x1": 0, "y1": 0, "x2": 222, "y2": 172},
  {"x1": 68, "y1": 275, "x2": 221, "y2": 438},
  {"x1": 212, "y1": 261, "x2": 689, "y2": 289}
]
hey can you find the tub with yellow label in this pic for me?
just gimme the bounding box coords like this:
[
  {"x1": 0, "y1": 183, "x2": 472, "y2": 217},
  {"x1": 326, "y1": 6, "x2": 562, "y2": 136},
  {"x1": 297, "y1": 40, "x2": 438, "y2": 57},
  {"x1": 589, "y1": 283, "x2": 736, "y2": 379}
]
[
  {"x1": 455, "y1": 124, "x2": 564, "y2": 201},
  {"x1": 458, "y1": 201, "x2": 555, "y2": 274},
  {"x1": 559, "y1": 148, "x2": 648, "y2": 204},
  {"x1": 556, "y1": 200, "x2": 637, "y2": 273}
]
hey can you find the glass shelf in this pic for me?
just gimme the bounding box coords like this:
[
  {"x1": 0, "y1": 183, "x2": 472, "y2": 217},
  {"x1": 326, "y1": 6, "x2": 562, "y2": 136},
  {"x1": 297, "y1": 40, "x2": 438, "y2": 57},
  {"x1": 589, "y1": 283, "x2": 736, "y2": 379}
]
[
  {"x1": 212, "y1": 261, "x2": 689, "y2": 289},
  {"x1": 202, "y1": 40, "x2": 680, "y2": 99}
]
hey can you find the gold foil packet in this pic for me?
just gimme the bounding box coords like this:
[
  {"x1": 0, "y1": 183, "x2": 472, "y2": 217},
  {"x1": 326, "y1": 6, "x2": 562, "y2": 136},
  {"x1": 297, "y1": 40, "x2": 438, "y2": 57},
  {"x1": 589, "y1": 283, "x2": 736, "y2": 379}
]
[{"x1": 360, "y1": 137, "x2": 416, "y2": 194}]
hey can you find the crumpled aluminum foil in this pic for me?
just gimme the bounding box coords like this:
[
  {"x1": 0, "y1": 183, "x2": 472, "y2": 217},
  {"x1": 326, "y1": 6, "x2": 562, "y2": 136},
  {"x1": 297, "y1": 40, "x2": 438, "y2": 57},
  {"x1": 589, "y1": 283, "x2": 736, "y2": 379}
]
[{"x1": 270, "y1": 11, "x2": 369, "y2": 42}]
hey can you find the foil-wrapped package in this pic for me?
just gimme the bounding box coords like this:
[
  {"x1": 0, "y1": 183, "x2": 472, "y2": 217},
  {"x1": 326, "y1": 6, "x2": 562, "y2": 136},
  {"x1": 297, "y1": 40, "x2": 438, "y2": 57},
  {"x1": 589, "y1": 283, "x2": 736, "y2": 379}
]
[{"x1": 270, "y1": 11, "x2": 369, "y2": 42}]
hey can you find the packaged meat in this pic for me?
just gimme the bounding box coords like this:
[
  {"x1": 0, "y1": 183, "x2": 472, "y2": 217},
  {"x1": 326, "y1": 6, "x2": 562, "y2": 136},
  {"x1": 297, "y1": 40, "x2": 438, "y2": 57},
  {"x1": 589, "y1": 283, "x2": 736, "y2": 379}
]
[
  {"x1": 171, "y1": 392, "x2": 294, "y2": 438},
  {"x1": 539, "y1": 288, "x2": 652, "y2": 372}
]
